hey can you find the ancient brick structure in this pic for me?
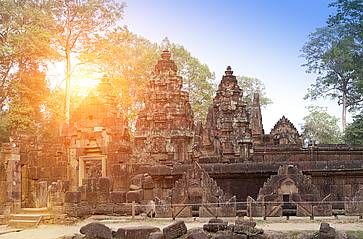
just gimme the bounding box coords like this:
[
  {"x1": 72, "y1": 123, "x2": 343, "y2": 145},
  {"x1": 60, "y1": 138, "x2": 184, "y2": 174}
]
[
  {"x1": 133, "y1": 50, "x2": 194, "y2": 165},
  {"x1": 1, "y1": 51, "x2": 363, "y2": 219},
  {"x1": 194, "y1": 66, "x2": 253, "y2": 163},
  {"x1": 68, "y1": 77, "x2": 131, "y2": 190},
  {"x1": 247, "y1": 165, "x2": 332, "y2": 217},
  {"x1": 155, "y1": 161, "x2": 236, "y2": 218}
]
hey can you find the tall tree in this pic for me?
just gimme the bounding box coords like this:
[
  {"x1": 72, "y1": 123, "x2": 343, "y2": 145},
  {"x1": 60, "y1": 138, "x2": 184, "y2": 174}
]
[
  {"x1": 237, "y1": 76, "x2": 272, "y2": 107},
  {"x1": 0, "y1": 0, "x2": 57, "y2": 109},
  {"x1": 302, "y1": 106, "x2": 342, "y2": 144},
  {"x1": 301, "y1": 0, "x2": 363, "y2": 130},
  {"x1": 0, "y1": 0, "x2": 57, "y2": 140},
  {"x1": 52, "y1": 0, "x2": 125, "y2": 125}
]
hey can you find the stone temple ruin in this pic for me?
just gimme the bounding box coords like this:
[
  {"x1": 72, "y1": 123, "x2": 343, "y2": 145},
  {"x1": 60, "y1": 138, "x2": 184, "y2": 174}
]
[{"x1": 1, "y1": 50, "x2": 363, "y2": 226}]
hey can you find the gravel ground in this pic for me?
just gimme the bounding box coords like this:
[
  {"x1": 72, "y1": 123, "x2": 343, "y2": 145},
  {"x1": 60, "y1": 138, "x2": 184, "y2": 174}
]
[{"x1": 0, "y1": 216, "x2": 362, "y2": 239}]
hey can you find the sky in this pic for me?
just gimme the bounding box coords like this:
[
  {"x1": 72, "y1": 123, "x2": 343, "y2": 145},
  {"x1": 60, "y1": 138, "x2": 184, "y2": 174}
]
[{"x1": 119, "y1": 0, "x2": 347, "y2": 132}]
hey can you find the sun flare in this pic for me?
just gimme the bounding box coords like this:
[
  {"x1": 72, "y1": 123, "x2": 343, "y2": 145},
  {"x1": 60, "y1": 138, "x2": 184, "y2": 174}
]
[{"x1": 47, "y1": 61, "x2": 101, "y2": 97}]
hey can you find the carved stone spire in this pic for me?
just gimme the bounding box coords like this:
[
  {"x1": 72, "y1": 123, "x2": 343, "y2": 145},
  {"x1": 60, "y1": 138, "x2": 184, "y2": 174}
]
[
  {"x1": 198, "y1": 66, "x2": 253, "y2": 162},
  {"x1": 134, "y1": 51, "x2": 194, "y2": 165},
  {"x1": 154, "y1": 49, "x2": 177, "y2": 75},
  {"x1": 250, "y1": 93, "x2": 264, "y2": 144}
]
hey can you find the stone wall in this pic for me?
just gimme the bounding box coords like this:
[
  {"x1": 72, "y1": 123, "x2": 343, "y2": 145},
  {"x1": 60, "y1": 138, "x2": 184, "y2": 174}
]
[{"x1": 63, "y1": 177, "x2": 140, "y2": 217}]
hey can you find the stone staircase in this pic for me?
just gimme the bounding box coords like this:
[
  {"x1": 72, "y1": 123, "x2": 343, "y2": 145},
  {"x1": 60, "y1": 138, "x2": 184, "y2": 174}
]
[{"x1": 8, "y1": 207, "x2": 50, "y2": 228}]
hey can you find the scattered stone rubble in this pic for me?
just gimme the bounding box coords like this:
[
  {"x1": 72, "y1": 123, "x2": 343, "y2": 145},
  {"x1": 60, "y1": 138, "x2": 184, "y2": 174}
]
[{"x1": 59, "y1": 220, "x2": 360, "y2": 239}]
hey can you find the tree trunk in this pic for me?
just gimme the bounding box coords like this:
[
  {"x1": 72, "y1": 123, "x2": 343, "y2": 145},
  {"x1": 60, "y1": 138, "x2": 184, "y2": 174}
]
[
  {"x1": 342, "y1": 92, "x2": 347, "y2": 131},
  {"x1": 65, "y1": 48, "x2": 71, "y2": 127}
]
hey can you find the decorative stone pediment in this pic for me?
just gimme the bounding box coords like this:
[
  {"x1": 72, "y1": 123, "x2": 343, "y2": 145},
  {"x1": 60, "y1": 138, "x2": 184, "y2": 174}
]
[
  {"x1": 270, "y1": 116, "x2": 302, "y2": 145},
  {"x1": 257, "y1": 164, "x2": 320, "y2": 200}
]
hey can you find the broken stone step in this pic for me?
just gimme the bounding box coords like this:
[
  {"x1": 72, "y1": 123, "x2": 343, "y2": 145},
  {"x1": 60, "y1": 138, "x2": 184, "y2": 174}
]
[
  {"x1": 8, "y1": 219, "x2": 39, "y2": 228},
  {"x1": 10, "y1": 214, "x2": 48, "y2": 221},
  {"x1": 20, "y1": 207, "x2": 49, "y2": 214}
]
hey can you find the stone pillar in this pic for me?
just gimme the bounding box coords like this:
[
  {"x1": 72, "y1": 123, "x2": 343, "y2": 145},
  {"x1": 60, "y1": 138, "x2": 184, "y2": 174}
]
[
  {"x1": 4, "y1": 146, "x2": 21, "y2": 213},
  {"x1": 68, "y1": 148, "x2": 79, "y2": 191}
]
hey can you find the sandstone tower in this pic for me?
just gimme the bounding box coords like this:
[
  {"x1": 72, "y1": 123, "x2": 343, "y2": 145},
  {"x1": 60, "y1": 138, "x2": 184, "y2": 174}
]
[
  {"x1": 134, "y1": 50, "x2": 194, "y2": 165},
  {"x1": 195, "y1": 66, "x2": 253, "y2": 162}
]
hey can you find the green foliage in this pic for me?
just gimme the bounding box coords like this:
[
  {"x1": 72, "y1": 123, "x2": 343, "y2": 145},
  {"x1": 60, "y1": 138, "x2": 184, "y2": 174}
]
[
  {"x1": 301, "y1": 0, "x2": 363, "y2": 129},
  {"x1": 80, "y1": 27, "x2": 159, "y2": 124},
  {"x1": 0, "y1": 0, "x2": 58, "y2": 140},
  {"x1": 0, "y1": 0, "x2": 58, "y2": 108},
  {"x1": 52, "y1": 0, "x2": 126, "y2": 55},
  {"x1": 162, "y1": 38, "x2": 216, "y2": 121},
  {"x1": 344, "y1": 113, "x2": 363, "y2": 144},
  {"x1": 302, "y1": 106, "x2": 342, "y2": 144},
  {"x1": 237, "y1": 76, "x2": 272, "y2": 107},
  {"x1": 81, "y1": 29, "x2": 215, "y2": 125}
]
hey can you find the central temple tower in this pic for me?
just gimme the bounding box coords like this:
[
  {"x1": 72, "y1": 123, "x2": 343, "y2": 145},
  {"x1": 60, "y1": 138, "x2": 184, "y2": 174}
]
[
  {"x1": 194, "y1": 66, "x2": 253, "y2": 162},
  {"x1": 133, "y1": 50, "x2": 194, "y2": 165}
]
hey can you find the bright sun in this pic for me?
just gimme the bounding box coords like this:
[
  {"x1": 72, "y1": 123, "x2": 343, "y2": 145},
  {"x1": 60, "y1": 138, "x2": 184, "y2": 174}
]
[{"x1": 47, "y1": 61, "x2": 101, "y2": 97}]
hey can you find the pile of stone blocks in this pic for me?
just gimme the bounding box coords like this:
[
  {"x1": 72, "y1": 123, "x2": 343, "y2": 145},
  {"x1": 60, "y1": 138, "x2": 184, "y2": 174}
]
[
  {"x1": 201, "y1": 218, "x2": 265, "y2": 239},
  {"x1": 63, "y1": 177, "x2": 139, "y2": 217},
  {"x1": 77, "y1": 221, "x2": 187, "y2": 239}
]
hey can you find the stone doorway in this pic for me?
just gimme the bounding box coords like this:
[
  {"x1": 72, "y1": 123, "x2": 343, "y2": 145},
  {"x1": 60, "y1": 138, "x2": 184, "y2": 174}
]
[
  {"x1": 282, "y1": 194, "x2": 297, "y2": 216},
  {"x1": 189, "y1": 195, "x2": 202, "y2": 217},
  {"x1": 78, "y1": 155, "x2": 107, "y2": 186}
]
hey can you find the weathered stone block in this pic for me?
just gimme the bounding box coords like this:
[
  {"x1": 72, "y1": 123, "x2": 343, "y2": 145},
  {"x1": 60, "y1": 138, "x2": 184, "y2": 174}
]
[
  {"x1": 110, "y1": 191, "x2": 126, "y2": 203},
  {"x1": 65, "y1": 191, "x2": 81, "y2": 203},
  {"x1": 113, "y1": 203, "x2": 135, "y2": 215},
  {"x1": 209, "y1": 218, "x2": 224, "y2": 224},
  {"x1": 203, "y1": 223, "x2": 228, "y2": 233},
  {"x1": 187, "y1": 231, "x2": 209, "y2": 239},
  {"x1": 99, "y1": 177, "x2": 112, "y2": 193},
  {"x1": 98, "y1": 192, "x2": 110, "y2": 203},
  {"x1": 86, "y1": 192, "x2": 99, "y2": 203},
  {"x1": 149, "y1": 231, "x2": 164, "y2": 239},
  {"x1": 80, "y1": 222, "x2": 112, "y2": 239},
  {"x1": 235, "y1": 219, "x2": 256, "y2": 228},
  {"x1": 114, "y1": 226, "x2": 160, "y2": 239},
  {"x1": 163, "y1": 221, "x2": 187, "y2": 239},
  {"x1": 319, "y1": 223, "x2": 336, "y2": 239},
  {"x1": 94, "y1": 202, "x2": 114, "y2": 215},
  {"x1": 126, "y1": 189, "x2": 143, "y2": 203}
]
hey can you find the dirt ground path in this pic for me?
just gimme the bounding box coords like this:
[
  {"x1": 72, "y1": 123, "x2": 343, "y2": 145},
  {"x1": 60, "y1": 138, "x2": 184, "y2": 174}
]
[{"x1": 0, "y1": 216, "x2": 362, "y2": 239}]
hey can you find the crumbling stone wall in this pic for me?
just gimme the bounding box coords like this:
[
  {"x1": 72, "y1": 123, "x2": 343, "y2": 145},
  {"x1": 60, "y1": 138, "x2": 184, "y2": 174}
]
[{"x1": 63, "y1": 177, "x2": 139, "y2": 217}]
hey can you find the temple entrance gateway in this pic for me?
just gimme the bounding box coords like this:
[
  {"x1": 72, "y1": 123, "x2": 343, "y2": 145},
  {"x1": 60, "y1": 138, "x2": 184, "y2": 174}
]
[{"x1": 78, "y1": 155, "x2": 107, "y2": 186}]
